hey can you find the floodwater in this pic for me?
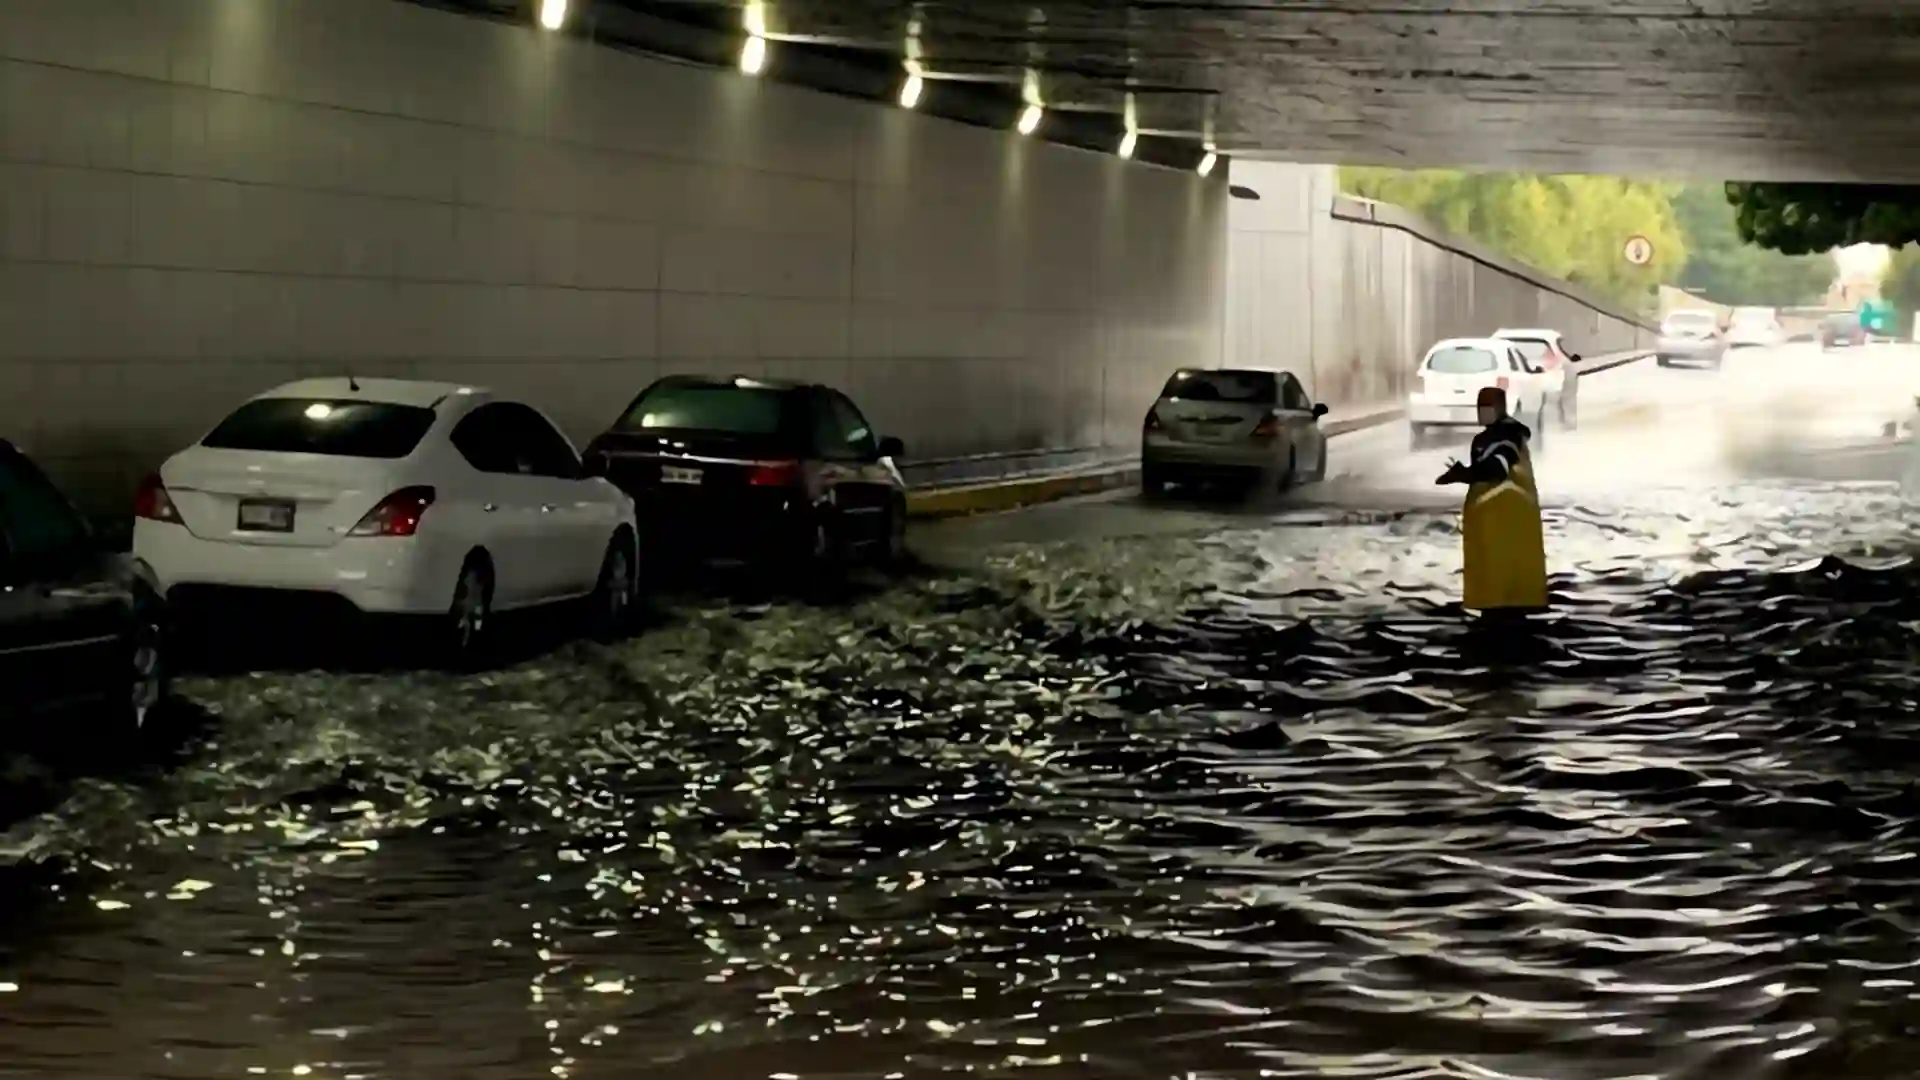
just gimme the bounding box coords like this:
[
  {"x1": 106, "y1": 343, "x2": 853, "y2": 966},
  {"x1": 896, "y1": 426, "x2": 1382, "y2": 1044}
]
[{"x1": 7, "y1": 351, "x2": 1920, "y2": 1079}]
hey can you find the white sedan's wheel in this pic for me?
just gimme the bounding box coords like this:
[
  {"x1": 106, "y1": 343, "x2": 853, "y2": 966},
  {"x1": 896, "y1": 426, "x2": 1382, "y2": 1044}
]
[{"x1": 447, "y1": 560, "x2": 492, "y2": 662}]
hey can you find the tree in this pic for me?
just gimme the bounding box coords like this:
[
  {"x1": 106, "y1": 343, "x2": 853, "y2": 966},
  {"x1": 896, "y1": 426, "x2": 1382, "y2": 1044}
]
[
  {"x1": 1339, "y1": 167, "x2": 1686, "y2": 307},
  {"x1": 1726, "y1": 182, "x2": 1920, "y2": 254},
  {"x1": 1879, "y1": 245, "x2": 1920, "y2": 332},
  {"x1": 1671, "y1": 185, "x2": 1834, "y2": 306}
]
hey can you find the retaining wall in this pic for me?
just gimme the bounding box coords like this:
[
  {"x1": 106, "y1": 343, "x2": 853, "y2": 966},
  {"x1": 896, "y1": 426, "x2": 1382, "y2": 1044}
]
[
  {"x1": 1224, "y1": 163, "x2": 1655, "y2": 406},
  {"x1": 0, "y1": 0, "x2": 1226, "y2": 512}
]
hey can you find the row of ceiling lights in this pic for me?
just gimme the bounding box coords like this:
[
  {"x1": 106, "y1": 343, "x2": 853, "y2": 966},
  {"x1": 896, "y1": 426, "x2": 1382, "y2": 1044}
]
[{"x1": 535, "y1": 0, "x2": 1219, "y2": 176}]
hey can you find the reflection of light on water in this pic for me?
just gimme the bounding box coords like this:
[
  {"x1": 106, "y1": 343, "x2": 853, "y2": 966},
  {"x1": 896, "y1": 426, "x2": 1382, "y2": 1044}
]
[{"x1": 22, "y1": 392, "x2": 1920, "y2": 1079}]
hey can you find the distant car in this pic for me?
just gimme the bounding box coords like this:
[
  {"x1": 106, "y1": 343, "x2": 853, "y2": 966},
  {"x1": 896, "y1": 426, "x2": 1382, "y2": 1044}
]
[
  {"x1": 1141, "y1": 367, "x2": 1330, "y2": 496},
  {"x1": 1821, "y1": 314, "x2": 1868, "y2": 350},
  {"x1": 1492, "y1": 327, "x2": 1584, "y2": 429},
  {"x1": 1407, "y1": 338, "x2": 1551, "y2": 449},
  {"x1": 0, "y1": 439, "x2": 167, "y2": 733},
  {"x1": 582, "y1": 375, "x2": 909, "y2": 573},
  {"x1": 1656, "y1": 310, "x2": 1727, "y2": 368},
  {"x1": 1726, "y1": 307, "x2": 1785, "y2": 349},
  {"x1": 133, "y1": 378, "x2": 640, "y2": 662}
]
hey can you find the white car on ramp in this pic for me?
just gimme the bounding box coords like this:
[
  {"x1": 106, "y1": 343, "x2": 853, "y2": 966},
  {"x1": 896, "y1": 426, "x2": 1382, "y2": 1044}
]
[
  {"x1": 1726, "y1": 307, "x2": 1784, "y2": 349},
  {"x1": 132, "y1": 377, "x2": 640, "y2": 662},
  {"x1": 1407, "y1": 337, "x2": 1551, "y2": 449},
  {"x1": 1493, "y1": 327, "x2": 1582, "y2": 429}
]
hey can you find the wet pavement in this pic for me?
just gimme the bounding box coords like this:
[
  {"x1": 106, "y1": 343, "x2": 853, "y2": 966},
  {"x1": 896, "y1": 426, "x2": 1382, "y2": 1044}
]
[{"x1": 9, "y1": 346, "x2": 1920, "y2": 1078}]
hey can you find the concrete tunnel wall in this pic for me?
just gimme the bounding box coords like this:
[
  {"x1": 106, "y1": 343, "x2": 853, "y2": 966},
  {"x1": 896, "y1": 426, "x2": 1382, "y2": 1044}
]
[
  {"x1": 1224, "y1": 162, "x2": 1655, "y2": 406},
  {"x1": 0, "y1": 0, "x2": 1227, "y2": 514}
]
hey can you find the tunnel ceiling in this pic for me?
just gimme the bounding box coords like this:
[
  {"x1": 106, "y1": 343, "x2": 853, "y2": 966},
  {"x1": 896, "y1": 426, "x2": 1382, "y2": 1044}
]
[{"x1": 594, "y1": 0, "x2": 1920, "y2": 183}]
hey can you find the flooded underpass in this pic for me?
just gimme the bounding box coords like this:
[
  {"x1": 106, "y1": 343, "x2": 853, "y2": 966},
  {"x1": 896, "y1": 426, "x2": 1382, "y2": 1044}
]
[{"x1": 11, "y1": 352, "x2": 1920, "y2": 1079}]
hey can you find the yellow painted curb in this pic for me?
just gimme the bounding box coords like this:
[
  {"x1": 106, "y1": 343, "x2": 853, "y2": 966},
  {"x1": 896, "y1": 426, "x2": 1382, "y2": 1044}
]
[{"x1": 906, "y1": 467, "x2": 1139, "y2": 519}]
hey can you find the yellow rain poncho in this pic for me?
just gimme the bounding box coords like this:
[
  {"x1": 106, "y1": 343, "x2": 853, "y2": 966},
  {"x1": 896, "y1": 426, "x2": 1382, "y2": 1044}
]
[{"x1": 1438, "y1": 391, "x2": 1547, "y2": 612}]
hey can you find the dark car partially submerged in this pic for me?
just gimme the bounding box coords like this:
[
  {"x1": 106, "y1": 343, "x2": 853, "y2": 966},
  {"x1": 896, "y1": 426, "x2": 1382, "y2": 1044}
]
[
  {"x1": 0, "y1": 440, "x2": 167, "y2": 740},
  {"x1": 583, "y1": 376, "x2": 908, "y2": 571}
]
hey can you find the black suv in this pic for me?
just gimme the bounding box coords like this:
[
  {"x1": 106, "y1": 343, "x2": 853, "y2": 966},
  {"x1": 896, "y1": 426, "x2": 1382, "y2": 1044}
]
[
  {"x1": 0, "y1": 441, "x2": 167, "y2": 736},
  {"x1": 582, "y1": 376, "x2": 909, "y2": 571}
]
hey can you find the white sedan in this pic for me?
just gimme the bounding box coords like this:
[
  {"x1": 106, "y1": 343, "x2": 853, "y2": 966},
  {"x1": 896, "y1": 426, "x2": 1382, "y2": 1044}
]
[
  {"x1": 132, "y1": 377, "x2": 640, "y2": 662},
  {"x1": 1406, "y1": 337, "x2": 1552, "y2": 448}
]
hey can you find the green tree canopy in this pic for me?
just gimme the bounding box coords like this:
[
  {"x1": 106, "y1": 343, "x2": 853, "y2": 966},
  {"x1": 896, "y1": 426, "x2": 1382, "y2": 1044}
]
[
  {"x1": 1725, "y1": 182, "x2": 1920, "y2": 254},
  {"x1": 1339, "y1": 168, "x2": 1685, "y2": 306},
  {"x1": 1671, "y1": 185, "x2": 1833, "y2": 307},
  {"x1": 1878, "y1": 245, "x2": 1920, "y2": 327}
]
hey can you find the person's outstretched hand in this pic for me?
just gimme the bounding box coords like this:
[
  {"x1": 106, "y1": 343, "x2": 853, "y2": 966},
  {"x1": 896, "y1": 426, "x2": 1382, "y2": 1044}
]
[{"x1": 1435, "y1": 460, "x2": 1469, "y2": 486}]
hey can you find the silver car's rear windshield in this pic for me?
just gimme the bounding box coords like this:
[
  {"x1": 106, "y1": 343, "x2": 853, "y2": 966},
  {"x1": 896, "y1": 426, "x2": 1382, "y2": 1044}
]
[
  {"x1": 1664, "y1": 312, "x2": 1716, "y2": 331},
  {"x1": 1160, "y1": 370, "x2": 1278, "y2": 404},
  {"x1": 1425, "y1": 347, "x2": 1499, "y2": 374}
]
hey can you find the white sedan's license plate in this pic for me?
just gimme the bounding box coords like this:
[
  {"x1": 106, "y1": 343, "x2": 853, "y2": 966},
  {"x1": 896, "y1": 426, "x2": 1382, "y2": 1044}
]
[
  {"x1": 237, "y1": 499, "x2": 294, "y2": 531},
  {"x1": 660, "y1": 465, "x2": 703, "y2": 485}
]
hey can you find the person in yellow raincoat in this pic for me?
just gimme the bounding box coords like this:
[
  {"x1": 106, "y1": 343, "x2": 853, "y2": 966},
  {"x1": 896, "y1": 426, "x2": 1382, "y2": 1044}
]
[{"x1": 1435, "y1": 386, "x2": 1547, "y2": 613}]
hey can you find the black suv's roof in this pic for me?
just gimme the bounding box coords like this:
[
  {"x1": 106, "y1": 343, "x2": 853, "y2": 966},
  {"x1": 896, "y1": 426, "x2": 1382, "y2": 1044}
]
[{"x1": 655, "y1": 373, "x2": 818, "y2": 392}]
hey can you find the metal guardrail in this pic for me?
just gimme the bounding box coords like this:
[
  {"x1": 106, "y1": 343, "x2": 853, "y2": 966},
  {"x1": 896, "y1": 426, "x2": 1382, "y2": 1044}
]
[{"x1": 900, "y1": 445, "x2": 1115, "y2": 489}]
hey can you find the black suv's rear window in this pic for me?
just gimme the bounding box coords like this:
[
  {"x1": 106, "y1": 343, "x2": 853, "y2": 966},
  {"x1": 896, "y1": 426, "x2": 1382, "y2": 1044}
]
[
  {"x1": 616, "y1": 382, "x2": 794, "y2": 435},
  {"x1": 1159, "y1": 370, "x2": 1278, "y2": 404},
  {"x1": 0, "y1": 449, "x2": 88, "y2": 559},
  {"x1": 201, "y1": 399, "x2": 437, "y2": 459}
]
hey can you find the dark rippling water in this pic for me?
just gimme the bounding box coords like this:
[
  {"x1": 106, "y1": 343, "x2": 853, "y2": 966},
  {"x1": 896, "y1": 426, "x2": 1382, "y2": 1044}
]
[{"x1": 8, "y1": 481, "x2": 1920, "y2": 1079}]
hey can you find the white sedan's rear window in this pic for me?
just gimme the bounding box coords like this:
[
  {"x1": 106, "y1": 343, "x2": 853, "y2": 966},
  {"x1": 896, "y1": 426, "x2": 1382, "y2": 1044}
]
[
  {"x1": 201, "y1": 399, "x2": 436, "y2": 459},
  {"x1": 1425, "y1": 347, "x2": 1499, "y2": 374}
]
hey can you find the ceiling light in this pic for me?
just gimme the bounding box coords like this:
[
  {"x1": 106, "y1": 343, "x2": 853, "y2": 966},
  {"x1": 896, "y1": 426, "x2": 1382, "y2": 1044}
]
[
  {"x1": 900, "y1": 73, "x2": 924, "y2": 109},
  {"x1": 1118, "y1": 129, "x2": 1137, "y2": 159},
  {"x1": 1198, "y1": 151, "x2": 1218, "y2": 177},
  {"x1": 538, "y1": 0, "x2": 567, "y2": 31},
  {"x1": 1017, "y1": 104, "x2": 1043, "y2": 136},
  {"x1": 740, "y1": 35, "x2": 767, "y2": 75}
]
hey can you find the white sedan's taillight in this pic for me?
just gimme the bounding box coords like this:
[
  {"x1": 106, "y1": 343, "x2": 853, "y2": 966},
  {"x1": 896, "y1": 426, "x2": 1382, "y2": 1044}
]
[
  {"x1": 133, "y1": 474, "x2": 182, "y2": 524},
  {"x1": 349, "y1": 486, "x2": 435, "y2": 537}
]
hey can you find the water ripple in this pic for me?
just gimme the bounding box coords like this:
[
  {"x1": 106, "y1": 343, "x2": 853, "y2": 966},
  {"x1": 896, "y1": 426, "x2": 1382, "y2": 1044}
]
[{"x1": 3, "y1": 483, "x2": 1920, "y2": 1077}]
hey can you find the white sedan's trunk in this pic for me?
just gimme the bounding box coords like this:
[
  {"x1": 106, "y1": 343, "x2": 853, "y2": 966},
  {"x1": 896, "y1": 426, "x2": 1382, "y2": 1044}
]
[{"x1": 162, "y1": 447, "x2": 409, "y2": 549}]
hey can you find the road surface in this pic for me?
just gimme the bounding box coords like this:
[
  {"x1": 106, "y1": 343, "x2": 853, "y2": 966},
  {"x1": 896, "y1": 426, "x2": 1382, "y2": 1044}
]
[
  {"x1": 5, "y1": 342, "x2": 1920, "y2": 1080},
  {"x1": 919, "y1": 342, "x2": 1920, "y2": 557}
]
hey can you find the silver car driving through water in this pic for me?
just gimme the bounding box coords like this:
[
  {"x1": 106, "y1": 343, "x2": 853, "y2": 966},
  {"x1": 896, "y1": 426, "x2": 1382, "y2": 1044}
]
[
  {"x1": 1656, "y1": 309, "x2": 1728, "y2": 368},
  {"x1": 1141, "y1": 367, "x2": 1329, "y2": 496}
]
